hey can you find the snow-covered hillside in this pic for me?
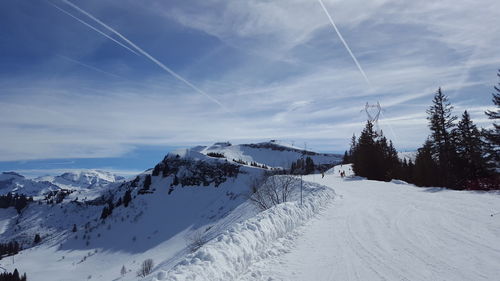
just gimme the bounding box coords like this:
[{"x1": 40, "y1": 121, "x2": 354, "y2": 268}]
[
  {"x1": 398, "y1": 151, "x2": 417, "y2": 163},
  {"x1": 0, "y1": 171, "x2": 60, "y2": 197},
  {"x1": 35, "y1": 170, "x2": 124, "y2": 190},
  {"x1": 198, "y1": 141, "x2": 341, "y2": 168},
  {"x1": 0, "y1": 142, "x2": 339, "y2": 281},
  {"x1": 1, "y1": 143, "x2": 498, "y2": 281},
  {"x1": 238, "y1": 165, "x2": 500, "y2": 281}
]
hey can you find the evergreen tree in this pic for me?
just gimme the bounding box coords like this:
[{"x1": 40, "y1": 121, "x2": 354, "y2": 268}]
[
  {"x1": 426, "y1": 88, "x2": 459, "y2": 188},
  {"x1": 143, "y1": 174, "x2": 152, "y2": 190},
  {"x1": 123, "y1": 190, "x2": 132, "y2": 207},
  {"x1": 352, "y1": 121, "x2": 384, "y2": 180},
  {"x1": 455, "y1": 110, "x2": 490, "y2": 183},
  {"x1": 413, "y1": 140, "x2": 439, "y2": 187},
  {"x1": 305, "y1": 157, "x2": 315, "y2": 174},
  {"x1": 484, "y1": 69, "x2": 500, "y2": 165},
  {"x1": 33, "y1": 234, "x2": 41, "y2": 244},
  {"x1": 342, "y1": 151, "x2": 350, "y2": 164}
]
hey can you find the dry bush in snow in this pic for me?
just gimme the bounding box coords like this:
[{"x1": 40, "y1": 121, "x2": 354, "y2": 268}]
[
  {"x1": 137, "y1": 258, "x2": 154, "y2": 277},
  {"x1": 249, "y1": 173, "x2": 300, "y2": 211}
]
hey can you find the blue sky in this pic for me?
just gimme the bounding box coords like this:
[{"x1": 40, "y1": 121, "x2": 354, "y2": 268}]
[{"x1": 1, "y1": 0, "x2": 499, "y2": 177}]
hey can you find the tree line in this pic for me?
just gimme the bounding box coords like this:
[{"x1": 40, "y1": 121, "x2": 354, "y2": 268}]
[
  {"x1": 0, "y1": 193, "x2": 32, "y2": 213},
  {"x1": 0, "y1": 241, "x2": 20, "y2": 259},
  {"x1": 0, "y1": 269, "x2": 26, "y2": 281},
  {"x1": 344, "y1": 70, "x2": 499, "y2": 190}
]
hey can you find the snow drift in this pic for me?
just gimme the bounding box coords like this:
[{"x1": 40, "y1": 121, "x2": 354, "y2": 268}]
[{"x1": 156, "y1": 181, "x2": 335, "y2": 281}]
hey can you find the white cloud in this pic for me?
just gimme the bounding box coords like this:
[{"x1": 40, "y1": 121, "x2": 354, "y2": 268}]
[{"x1": 1, "y1": 0, "x2": 499, "y2": 161}]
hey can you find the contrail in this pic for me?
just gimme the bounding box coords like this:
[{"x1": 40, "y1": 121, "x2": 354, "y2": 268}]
[
  {"x1": 57, "y1": 55, "x2": 125, "y2": 79},
  {"x1": 48, "y1": 1, "x2": 139, "y2": 56},
  {"x1": 317, "y1": 0, "x2": 371, "y2": 86},
  {"x1": 60, "y1": 0, "x2": 229, "y2": 111}
]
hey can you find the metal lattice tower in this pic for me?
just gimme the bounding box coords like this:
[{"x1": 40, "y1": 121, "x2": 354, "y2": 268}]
[{"x1": 363, "y1": 102, "x2": 382, "y2": 133}]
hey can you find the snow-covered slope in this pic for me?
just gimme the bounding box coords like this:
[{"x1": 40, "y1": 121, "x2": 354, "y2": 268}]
[
  {"x1": 238, "y1": 165, "x2": 500, "y2": 281},
  {"x1": 198, "y1": 141, "x2": 341, "y2": 169},
  {"x1": 35, "y1": 170, "x2": 124, "y2": 190},
  {"x1": 0, "y1": 142, "x2": 339, "y2": 280},
  {"x1": 0, "y1": 171, "x2": 60, "y2": 197},
  {"x1": 398, "y1": 151, "x2": 417, "y2": 163},
  {"x1": 3, "y1": 143, "x2": 496, "y2": 281}
]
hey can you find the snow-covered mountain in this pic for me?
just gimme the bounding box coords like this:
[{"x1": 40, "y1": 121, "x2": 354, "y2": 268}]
[
  {"x1": 196, "y1": 140, "x2": 341, "y2": 168},
  {"x1": 398, "y1": 151, "x2": 417, "y2": 163},
  {"x1": 0, "y1": 171, "x2": 60, "y2": 197},
  {"x1": 0, "y1": 170, "x2": 125, "y2": 199},
  {"x1": 0, "y1": 142, "x2": 340, "y2": 281},
  {"x1": 1, "y1": 141, "x2": 496, "y2": 281}
]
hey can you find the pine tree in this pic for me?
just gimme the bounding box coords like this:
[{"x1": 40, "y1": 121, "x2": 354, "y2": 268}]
[
  {"x1": 305, "y1": 157, "x2": 315, "y2": 174},
  {"x1": 426, "y1": 88, "x2": 459, "y2": 188},
  {"x1": 123, "y1": 190, "x2": 132, "y2": 207},
  {"x1": 484, "y1": 69, "x2": 500, "y2": 165},
  {"x1": 352, "y1": 121, "x2": 381, "y2": 180},
  {"x1": 342, "y1": 151, "x2": 350, "y2": 164},
  {"x1": 33, "y1": 234, "x2": 41, "y2": 244},
  {"x1": 413, "y1": 140, "x2": 439, "y2": 187},
  {"x1": 455, "y1": 110, "x2": 490, "y2": 182},
  {"x1": 143, "y1": 175, "x2": 152, "y2": 190}
]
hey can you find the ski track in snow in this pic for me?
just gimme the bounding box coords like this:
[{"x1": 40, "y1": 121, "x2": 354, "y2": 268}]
[{"x1": 237, "y1": 165, "x2": 500, "y2": 281}]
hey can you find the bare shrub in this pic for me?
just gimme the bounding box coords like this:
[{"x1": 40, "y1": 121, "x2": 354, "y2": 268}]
[
  {"x1": 185, "y1": 228, "x2": 207, "y2": 252},
  {"x1": 137, "y1": 258, "x2": 154, "y2": 277},
  {"x1": 249, "y1": 173, "x2": 300, "y2": 211}
]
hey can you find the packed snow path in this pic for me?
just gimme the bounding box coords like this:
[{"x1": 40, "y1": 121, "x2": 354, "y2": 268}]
[{"x1": 239, "y1": 166, "x2": 500, "y2": 281}]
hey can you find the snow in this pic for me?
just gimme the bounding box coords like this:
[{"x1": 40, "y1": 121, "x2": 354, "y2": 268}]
[
  {"x1": 156, "y1": 181, "x2": 334, "y2": 281},
  {"x1": 0, "y1": 169, "x2": 125, "y2": 199},
  {"x1": 1, "y1": 143, "x2": 499, "y2": 281},
  {"x1": 237, "y1": 165, "x2": 500, "y2": 281},
  {"x1": 398, "y1": 151, "x2": 417, "y2": 163},
  {"x1": 35, "y1": 169, "x2": 124, "y2": 190},
  {"x1": 200, "y1": 141, "x2": 341, "y2": 169}
]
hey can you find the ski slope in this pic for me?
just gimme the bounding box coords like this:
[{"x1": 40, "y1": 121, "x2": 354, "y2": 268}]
[{"x1": 238, "y1": 165, "x2": 500, "y2": 281}]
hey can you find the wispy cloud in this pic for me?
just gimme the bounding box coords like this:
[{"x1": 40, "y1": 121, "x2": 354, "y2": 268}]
[
  {"x1": 55, "y1": 0, "x2": 229, "y2": 111},
  {"x1": 1, "y1": 0, "x2": 499, "y2": 163},
  {"x1": 47, "y1": 1, "x2": 139, "y2": 55},
  {"x1": 317, "y1": 0, "x2": 370, "y2": 86}
]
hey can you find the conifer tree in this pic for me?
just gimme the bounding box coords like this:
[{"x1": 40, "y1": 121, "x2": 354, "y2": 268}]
[
  {"x1": 33, "y1": 234, "x2": 41, "y2": 244},
  {"x1": 143, "y1": 175, "x2": 152, "y2": 190},
  {"x1": 123, "y1": 190, "x2": 132, "y2": 207},
  {"x1": 342, "y1": 151, "x2": 350, "y2": 164},
  {"x1": 426, "y1": 88, "x2": 459, "y2": 188},
  {"x1": 484, "y1": 69, "x2": 500, "y2": 165},
  {"x1": 352, "y1": 121, "x2": 382, "y2": 180},
  {"x1": 413, "y1": 140, "x2": 439, "y2": 187},
  {"x1": 455, "y1": 110, "x2": 490, "y2": 182}
]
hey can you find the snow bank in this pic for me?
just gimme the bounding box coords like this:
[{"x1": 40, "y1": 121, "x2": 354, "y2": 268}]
[{"x1": 156, "y1": 181, "x2": 334, "y2": 281}]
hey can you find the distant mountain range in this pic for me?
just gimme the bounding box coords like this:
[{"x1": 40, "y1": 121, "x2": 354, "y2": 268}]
[{"x1": 0, "y1": 169, "x2": 125, "y2": 198}]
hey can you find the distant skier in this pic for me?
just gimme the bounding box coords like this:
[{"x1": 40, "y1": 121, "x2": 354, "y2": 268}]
[{"x1": 321, "y1": 172, "x2": 324, "y2": 178}]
